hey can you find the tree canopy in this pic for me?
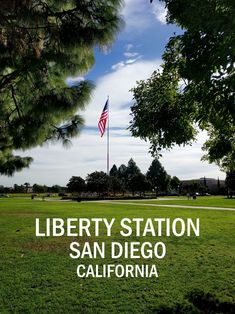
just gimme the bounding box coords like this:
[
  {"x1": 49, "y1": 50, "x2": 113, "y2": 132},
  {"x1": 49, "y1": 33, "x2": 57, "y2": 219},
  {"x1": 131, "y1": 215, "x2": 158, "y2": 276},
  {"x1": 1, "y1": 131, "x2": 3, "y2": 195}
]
[
  {"x1": 110, "y1": 164, "x2": 118, "y2": 177},
  {"x1": 67, "y1": 176, "x2": 86, "y2": 193},
  {"x1": 130, "y1": 0, "x2": 235, "y2": 170},
  {"x1": 226, "y1": 170, "x2": 235, "y2": 196},
  {"x1": 0, "y1": 0, "x2": 123, "y2": 175},
  {"x1": 86, "y1": 171, "x2": 109, "y2": 195},
  {"x1": 170, "y1": 176, "x2": 180, "y2": 191},
  {"x1": 126, "y1": 158, "x2": 141, "y2": 178},
  {"x1": 146, "y1": 158, "x2": 170, "y2": 192}
]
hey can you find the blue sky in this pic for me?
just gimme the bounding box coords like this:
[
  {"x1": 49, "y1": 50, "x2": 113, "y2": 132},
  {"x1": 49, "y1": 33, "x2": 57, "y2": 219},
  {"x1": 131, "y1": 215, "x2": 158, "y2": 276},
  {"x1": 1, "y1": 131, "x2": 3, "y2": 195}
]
[{"x1": 1, "y1": 0, "x2": 225, "y2": 186}]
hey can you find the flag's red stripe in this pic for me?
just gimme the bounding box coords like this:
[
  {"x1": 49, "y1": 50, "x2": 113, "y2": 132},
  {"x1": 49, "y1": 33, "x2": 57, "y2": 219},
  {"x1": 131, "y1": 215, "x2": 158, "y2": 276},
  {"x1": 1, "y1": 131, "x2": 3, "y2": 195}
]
[{"x1": 98, "y1": 105, "x2": 108, "y2": 136}]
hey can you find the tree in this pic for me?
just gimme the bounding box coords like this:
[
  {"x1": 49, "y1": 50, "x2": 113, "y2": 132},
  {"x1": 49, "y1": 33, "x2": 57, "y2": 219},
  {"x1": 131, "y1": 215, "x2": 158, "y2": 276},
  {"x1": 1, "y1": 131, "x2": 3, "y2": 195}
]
[
  {"x1": 0, "y1": 185, "x2": 4, "y2": 193},
  {"x1": 117, "y1": 164, "x2": 128, "y2": 193},
  {"x1": 203, "y1": 177, "x2": 209, "y2": 193},
  {"x1": 117, "y1": 164, "x2": 128, "y2": 179},
  {"x1": 170, "y1": 176, "x2": 180, "y2": 192},
  {"x1": 110, "y1": 164, "x2": 118, "y2": 177},
  {"x1": 225, "y1": 171, "x2": 235, "y2": 198},
  {"x1": 126, "y1": 158, "x2": 141, "y2": 192},
  {"x1": 86, "y1": 171, "x2": 109, "y2": 196},
  {"x1": 13, "y1": 184, "x2": 25, "y2": 193},
  {"x1": 24, "y1": 182, "x2": 30, "y2": 193},
  {"x1": 51, "y1": 185, "x2": 63, "y2": 194},
  {"x1": 67, "y1": 176, "x2": 86, "y2": 194},
  {"x1": 108, "y1": 163, "x2": 126, "y2": 195},
  {"x1": 128, "y1": 173, "x2": 149, "y2": 196},
  {"x1": 126, "y1": 158, "x2": 140, "y2": 180},
  {"x1": 109, "y1": 176, "x2": 124, "y2": 195},
  {"x1": 146, "y1": 158, "x2": 170, "y2": 194},
  {"x1": 130, "y1": 0, "x2": 235, "y2": 169},
  {"x1": 0, "y1": 1, "x2": 123, "y2": 175},
  {"x1": 32, "y1": 184, "x2": 47, "y2": 193}
]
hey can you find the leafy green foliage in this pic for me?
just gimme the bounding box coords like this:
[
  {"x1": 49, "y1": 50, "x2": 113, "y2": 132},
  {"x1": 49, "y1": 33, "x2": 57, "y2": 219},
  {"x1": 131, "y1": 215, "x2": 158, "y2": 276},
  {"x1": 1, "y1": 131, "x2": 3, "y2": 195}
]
[
  {"x1": 32, "y1": 183, "x2": 48, "y2": 193},
  {"x1": 51, "y1": 185, "x2": 63, "y2": 193},
  {"x1": 110, "y1": 164, "x2": 118, "y2": 177},
  {"x1": 117, "y1": 164, "x2": 128, "y2": 184},
  {"x1": 170, "y1": 176, "x2": 180, "y2": 191},
  {"x1": 0, "y1": 0, "x2": 123, "y2": 175},
  {"x1": 130, "y1": 70, "x2": 197, "y2": 155},
  {"x1": 146, "y1": 158, "x2": 170, "y2": 192},
  {"x1": 86, "y1": 171, "x2": 109, "y2": 195},
  {"x1": 66, "y1": 158, "x2": 174, "y2": 196},
  {"x1": 67, "y1": 176, "x2": 86, "y2": 193},
  {"x1": 126, "y1": 158, "x2": 141, "y2": 177},
  {"x1": 225, "y1": 171, "x2": 235, "y2": 195},
  {"x1": 0, "y1": 154, "x2": 33, "y2": 176},
  {"x1": 109, "y1": 175, "x2": 124, "y2": 195},
  {"x1": 131, "y1": 0, "x2": 235, "y2": 169},
  {"x1": 125, "y1": 158, "x2": 145, "y2": 194},
  {"x1": 128, "y1": 173, "x2": 150, "y2": 196}
]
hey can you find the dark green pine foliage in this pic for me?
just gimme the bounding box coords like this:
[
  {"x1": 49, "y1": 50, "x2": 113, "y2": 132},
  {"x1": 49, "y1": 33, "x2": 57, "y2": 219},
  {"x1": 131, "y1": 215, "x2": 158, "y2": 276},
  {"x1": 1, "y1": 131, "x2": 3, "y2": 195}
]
[
  {"x1": 109, "y1": 164, "x2": 118, "y2": 177},
  {"x1": 146, "y1": 158, "x2": 170, "y2": 192},
  {"x1": 117, "y1": 164, "x2": 128, "y2": 191},
  {"x1": 126, "y1": 158, "x2": 141, "y2": 191},
  {"x1": 203, "y1": 177, "x2": 207, "y2": 188},
  {"x1": 126, "y1": 158, "x2": 141, "y2": 178},
  {"x1": 0, "y1": 0, "x2": 123, "y2": 175}
]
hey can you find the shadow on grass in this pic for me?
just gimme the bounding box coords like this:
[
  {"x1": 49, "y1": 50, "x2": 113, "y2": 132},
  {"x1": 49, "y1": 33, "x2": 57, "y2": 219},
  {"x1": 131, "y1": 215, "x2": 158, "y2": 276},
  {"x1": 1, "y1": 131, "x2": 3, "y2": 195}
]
[{"x1": 151, "y1": 290, "x2": 235, "y2": 314}]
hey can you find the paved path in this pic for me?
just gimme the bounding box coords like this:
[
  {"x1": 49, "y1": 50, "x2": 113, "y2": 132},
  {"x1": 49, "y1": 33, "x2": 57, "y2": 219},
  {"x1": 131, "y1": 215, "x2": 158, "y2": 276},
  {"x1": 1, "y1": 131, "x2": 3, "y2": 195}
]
[
  {"x1": 91, "y1": 200, "x2": 235, "y2": 211},
  {"x1": 8, "y1": 197, "x2": 234, "y2": 211}
]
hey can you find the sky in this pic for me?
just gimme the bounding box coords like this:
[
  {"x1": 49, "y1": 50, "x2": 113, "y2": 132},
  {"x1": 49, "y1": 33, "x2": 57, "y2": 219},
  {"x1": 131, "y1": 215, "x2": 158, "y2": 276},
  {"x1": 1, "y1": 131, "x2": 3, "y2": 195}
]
[{"x1": 1, "y1": 0, "x2": 225, "y2": 187}]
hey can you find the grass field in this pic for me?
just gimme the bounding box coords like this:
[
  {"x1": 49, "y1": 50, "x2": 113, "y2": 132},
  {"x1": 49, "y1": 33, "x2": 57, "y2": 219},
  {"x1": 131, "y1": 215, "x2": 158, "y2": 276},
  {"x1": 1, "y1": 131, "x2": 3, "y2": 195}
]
[{"x1": 0, "y1": 197, "x2": 235, "y2": 313}]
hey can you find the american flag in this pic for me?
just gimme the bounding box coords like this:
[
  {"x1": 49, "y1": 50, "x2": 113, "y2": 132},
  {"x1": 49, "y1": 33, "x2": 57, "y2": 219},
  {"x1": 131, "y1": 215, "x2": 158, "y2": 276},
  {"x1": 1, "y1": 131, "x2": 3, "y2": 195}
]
[{"x1": 98, "y1": 99, "x2": 109, "y2": 137}]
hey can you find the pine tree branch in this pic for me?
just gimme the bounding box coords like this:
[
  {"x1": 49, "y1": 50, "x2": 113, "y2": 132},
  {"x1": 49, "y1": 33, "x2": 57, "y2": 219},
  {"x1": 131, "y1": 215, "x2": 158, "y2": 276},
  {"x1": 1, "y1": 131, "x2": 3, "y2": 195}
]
[
  {"x1": 10, "y1": 85, "x2": 21, "y2": 118},
  {"x1": 10, "y1": 24, "x2": 55, "y2": 30},
  {"x1": 0, "y1": 71, "x2": 19, "y2": 91}
]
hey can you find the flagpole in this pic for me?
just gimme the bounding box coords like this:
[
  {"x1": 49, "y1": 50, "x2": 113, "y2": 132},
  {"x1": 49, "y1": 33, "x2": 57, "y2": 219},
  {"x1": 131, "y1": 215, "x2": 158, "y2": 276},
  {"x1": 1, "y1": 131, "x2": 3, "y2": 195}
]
[{"x1": 107, "y1": 96, "x2": 110, "y2": 175}]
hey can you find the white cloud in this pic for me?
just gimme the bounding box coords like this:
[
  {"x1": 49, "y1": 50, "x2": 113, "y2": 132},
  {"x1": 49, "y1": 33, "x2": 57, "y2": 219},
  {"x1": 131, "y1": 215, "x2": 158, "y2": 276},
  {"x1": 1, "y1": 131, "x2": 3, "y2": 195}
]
[
  {"x1": 124, "y1": 52, "x2": 139, "y2": 58},
  {"x1": 152, "y1": 2, "x2": 167, "y2": 24},
  {"x1": 111, "y1": 61, "x2": 126, "y2": 71},
  {"x1": 125, "y1": 43, "x2": 134, "y2": 51},
  {"x1": 126, "y1": 58, "x2": 140, "y2": 64},
  {"x1": 111, "y1": 56, "x2": 141, "y2": 71},
  {"x1": 121, "y1": 0, "x2": 152, "y2": 32},
  {"x1": 121, "y1": 0, "x2": 168, "y2": 33},
  {"x1": 88, "y1": 58, "x2": 161, "y2": 127}
]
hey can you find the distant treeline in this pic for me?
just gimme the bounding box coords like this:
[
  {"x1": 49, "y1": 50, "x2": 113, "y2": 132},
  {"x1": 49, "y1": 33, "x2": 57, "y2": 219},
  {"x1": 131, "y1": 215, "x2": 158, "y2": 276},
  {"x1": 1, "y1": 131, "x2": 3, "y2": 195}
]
[{"x1": 1, "y1": 158, "x2": 233, "y2": 196}]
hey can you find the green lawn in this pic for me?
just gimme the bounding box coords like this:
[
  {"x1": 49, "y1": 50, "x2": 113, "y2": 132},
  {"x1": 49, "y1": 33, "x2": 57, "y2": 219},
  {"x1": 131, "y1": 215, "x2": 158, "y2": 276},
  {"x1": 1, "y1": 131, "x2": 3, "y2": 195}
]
[{"x1": 0, "y1": 198, "x2": 235, "y2": 313}]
